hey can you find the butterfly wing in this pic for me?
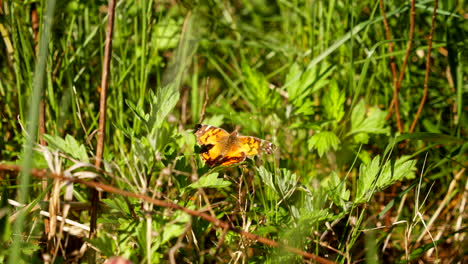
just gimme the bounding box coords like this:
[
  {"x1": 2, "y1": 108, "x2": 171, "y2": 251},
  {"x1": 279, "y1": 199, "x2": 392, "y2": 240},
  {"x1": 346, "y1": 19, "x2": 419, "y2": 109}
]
[
  {"x1": 217, "y1": 136, "x2": 263, "y2": 166},
  {"x1": 217, "y1": 141, "x2": 248, "y2": 166},
  {"x1": 194, "y1": 124, "x2": 274, "y2": 167},
  {"x1": 237, "y1": 136, "x2": 262, "y2": 156},
  {"x1": 194, "y1": 124, "x2": 230, "y2": 167}
]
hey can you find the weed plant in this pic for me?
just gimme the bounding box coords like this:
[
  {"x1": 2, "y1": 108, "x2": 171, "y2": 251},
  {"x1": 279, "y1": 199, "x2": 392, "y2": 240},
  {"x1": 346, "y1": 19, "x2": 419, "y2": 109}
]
[{"x1": 0, "y1": 0, "x2": 466, "y2": 263}]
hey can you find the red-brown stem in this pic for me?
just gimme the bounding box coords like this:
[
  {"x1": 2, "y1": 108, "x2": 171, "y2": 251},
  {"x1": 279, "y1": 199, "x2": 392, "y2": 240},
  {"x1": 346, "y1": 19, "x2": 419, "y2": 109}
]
[
  {"x1": 39, "y1": 101, "x2": 46, "y2": 146},
  {"x1": 0, "y1": 163, "x2": 336, "y2": 264},
  {"x1": 379, "y1": 0, "x2": 402, "y2": 132},
  {"x1": 409, "y1": 0, "x2": 438, "y2": 133},
  {"x1": 90, "y1": 0, "x2": 116, "y2": 240},
  {"x1": 397, "y1": 0, "x2": 416, "y2": 91},
  {"x1": 386, "y1": 0, "x2": 416, "y2": 131}
]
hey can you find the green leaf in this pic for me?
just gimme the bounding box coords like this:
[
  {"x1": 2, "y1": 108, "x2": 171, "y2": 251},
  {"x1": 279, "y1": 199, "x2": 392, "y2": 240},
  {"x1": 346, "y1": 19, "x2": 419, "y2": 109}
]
[
  {"x1": 356, "y1": 155, "x2": 416, "y2": 204},
  {"x1": 293, "y1": 99, "x2": 315, "y2": 116},
  {"x1": 284, "y1": 63, "x2": 303, "y2": 102},
  {"x1": 377, "y1": 156, "x2": 417, "y2": 188},
  {"x1": 308, "y1": 131, "x2": 341, "y2": 157},
  {"x1": 356, "y1": 155, "x2": 381, "y2": 203},
  {"x1": 188, "y1": 173, "x2": 231, "y2": 189},
  {"x1": 148, "y1": 84, "x2": 180, "y2": 130},
  {"x1": 324, "y1": 171, "x2": 350, "y2": 209},
  {"x1": 43, "y1": 134, "x2": 89, "y2": 163},
  {"x1": 348, "y1": 100, "x2": 390, "y2": 143},
  {"x1": 257, "y1": 166, "x2": 276, "y2": 192},
  {"x1": 322, "y1": 80, "x2": 345, "y2": 121},
  {"x1": 102, "y1": 196, "x2": 132, "y2": 217},
  {"x1": 276, "y1": 169, "x2": 298, "y2": 200},
  {"x1": 201, "y1": 115, "x2": 224, "y2": 128},
  {"x1": 241, "y1": 62, "x2": 278, "y2": 109},
  {"x1": 350, "y1": 99, "x2": 366, "y2": 132},
  {"x1": 89, "y1": 234, "x2": 116, "y2": 257},
  {"x1": 286, "y1": 63, "x2": 333, "y2": 104},
  {"x1": 161, "y1": 224, "x2": 185, "y2": 245},
  {"x1": 153, "y1": 18, "x2": 181, "y2": 50},
  {"x1": 125, "y1": 99, "x2": 149, "y2": 122}
]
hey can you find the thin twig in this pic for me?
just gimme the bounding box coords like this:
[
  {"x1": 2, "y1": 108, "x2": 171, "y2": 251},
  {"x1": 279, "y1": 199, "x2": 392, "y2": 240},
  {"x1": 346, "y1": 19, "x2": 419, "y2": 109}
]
[
  {"x1": 94, "y1": 0, "x2": 116, "y2": 169},
  {"x1": 386, "y1": 0, "x2": 416, "y2": 132},
  {"x1": 396, "y1": 0, "x2": 416, "y2": 93},
  {"x1": 409, "y1": 0, "x2": 438, "y2": 133},
  {"x1": 90, "y1": 0, "x2": 117, "y2": 242},
  {"x1": 0, "y1": 163, "x2": 336, "y2": 264},
  {"x1": 379, "y1": 0, "x2": 402, "y2": 132}
]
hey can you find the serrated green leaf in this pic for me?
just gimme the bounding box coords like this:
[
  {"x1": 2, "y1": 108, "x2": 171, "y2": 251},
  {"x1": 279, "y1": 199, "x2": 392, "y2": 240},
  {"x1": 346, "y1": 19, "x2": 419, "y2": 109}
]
[
  {"x1": 149, "y1": 84, "x2": 180, "y2": 130},
  {"x1": 348, "y1": 100, "x2": 389, "y2": 143},
  {"x1": 188, "y1": 173, "x2": 231, "y2": 189},
  {"x1": 43, "y1": 134, "x2": 89, "y2": 163},
  {"x1": 125, "y1": 99, "x2": 149, "y2": 122},
  {"x1": 308, "y1": 131, "x2": 341, "y2": 157},
  {"x1": 356, "y1": 155, "x2": 381, "y2": 203},
  {"x1": 293, "y1": 99, "x2": 315, "y2": 116},
  {"x1": 286, "y1": 63, "x2": 333, "y2": 105},
  {"x1": 323, "y1": 81, "x2": 345, "y2": 121},
  {"x1": 377, "y1": 156, "x2": 417, "y2": 188},
  {"x1": 356, "y1": 156, "x2": 416, "y2": 204},
  {"x1": 153, "y1": 18, "x2": 181, "y2": 50},
  {"x1": 277, "y1": 169, "x2": 298, "y2": 200},
  {"x1": 241, "y1": 62, "x2": 278, "y2": 109},
  {"x1": 325, "y1": 171, "x2": 350, "y2": 209},
  {"x1": 257, "y1": 166, "x2": 276, "y2": 192}
]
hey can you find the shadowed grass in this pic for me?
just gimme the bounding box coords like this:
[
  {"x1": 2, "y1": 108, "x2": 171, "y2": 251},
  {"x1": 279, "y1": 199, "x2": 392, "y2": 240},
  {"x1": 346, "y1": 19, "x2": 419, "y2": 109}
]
[{"x1": 0, "y1": 0, "x2": 466, "y2": 263}]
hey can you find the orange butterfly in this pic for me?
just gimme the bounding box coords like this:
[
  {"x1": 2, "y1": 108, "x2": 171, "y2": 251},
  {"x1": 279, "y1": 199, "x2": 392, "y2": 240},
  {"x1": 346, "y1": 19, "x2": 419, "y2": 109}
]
[{"x1": 194, "y1": 124, "x2": 274, "y2": 167}]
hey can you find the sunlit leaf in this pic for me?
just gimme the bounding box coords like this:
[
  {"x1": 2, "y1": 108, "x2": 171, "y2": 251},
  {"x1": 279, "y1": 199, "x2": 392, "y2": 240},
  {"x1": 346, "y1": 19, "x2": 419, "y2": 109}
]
[
  {"x1": 43, "y1": 134, "x2": 89, "y2": 163},
  {"x1": 188, "y1": 173, "x2": 231, "y2": 189},
  {"x1": 308, "y1": 131, "x2": 341, "y2": 157},
  {"x1": 323, "y1": 81, "x2": 345, "y2": 121}
]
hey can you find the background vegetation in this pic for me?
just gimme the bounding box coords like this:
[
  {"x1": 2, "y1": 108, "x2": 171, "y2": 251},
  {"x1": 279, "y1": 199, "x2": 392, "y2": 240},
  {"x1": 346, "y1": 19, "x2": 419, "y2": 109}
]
[{"x1": 0, "y1": 0, "x2": 466, "y2": 263}]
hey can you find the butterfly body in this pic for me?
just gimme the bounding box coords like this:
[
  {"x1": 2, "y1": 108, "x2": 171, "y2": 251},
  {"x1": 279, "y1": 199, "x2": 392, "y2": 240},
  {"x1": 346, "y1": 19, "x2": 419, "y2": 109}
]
[{"x1": 194, "y1": 124, "x2": 273, "y2": 167}]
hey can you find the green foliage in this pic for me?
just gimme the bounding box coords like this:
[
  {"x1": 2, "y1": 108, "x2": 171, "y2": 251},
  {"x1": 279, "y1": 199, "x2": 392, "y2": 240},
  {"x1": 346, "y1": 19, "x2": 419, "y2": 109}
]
[
  {"x1": 349, "y1": 99, "x2": 390, "y2": 144},
  {"x1": 308, "y1": 131, "x2": 341, "y2": 157},
  {"x1": 324, "y1": 171, "x2": 351, "y2": 210},
  {"x1": 43, "y1": 134, "x2": 89, "y2": 163},
  {"x1": 1, "y1": 0, "x2": 466, "y2": 263},
  {"x1": 356, "y1": 155, "x2": 416, "y2": 204},
  {"x1": 241, "y1": 62, "x2": 279, "y2": 110},
  {"x1": 323, "y1": 81, "x2": 346, "y2": 122},
  {"x1": 187, "y1": 173, "x2": 232, "y2": 189},
  {"x1": 285, "y1": 63, "x2": 333, "y2": 117}
]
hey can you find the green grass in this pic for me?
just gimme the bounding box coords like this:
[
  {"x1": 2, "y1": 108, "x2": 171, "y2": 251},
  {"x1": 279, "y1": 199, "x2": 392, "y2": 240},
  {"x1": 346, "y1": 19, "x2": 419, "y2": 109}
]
[{"x1": 0, "y1": 0, "x2": 466, "y2": 263}]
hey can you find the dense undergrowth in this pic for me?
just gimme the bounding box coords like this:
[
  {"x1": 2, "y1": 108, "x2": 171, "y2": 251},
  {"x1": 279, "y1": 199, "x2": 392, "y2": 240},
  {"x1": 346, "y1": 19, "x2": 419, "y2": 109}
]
[{"x1": 0, "y1": 0, "x2": 466, "y2": 263}]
